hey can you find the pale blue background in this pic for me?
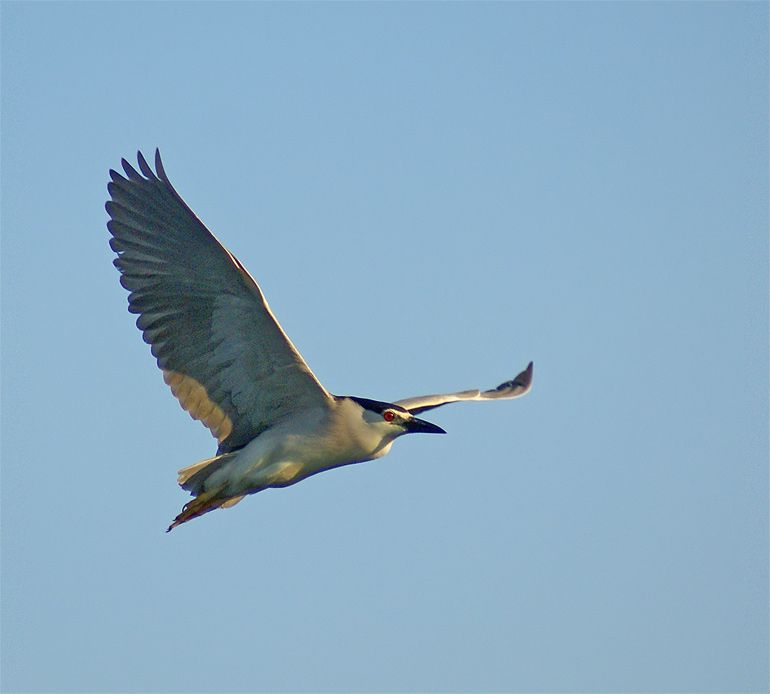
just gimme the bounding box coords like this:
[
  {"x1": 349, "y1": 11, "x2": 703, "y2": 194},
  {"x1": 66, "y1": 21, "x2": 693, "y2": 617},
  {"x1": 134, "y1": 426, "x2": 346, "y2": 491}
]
[{"x1": 2, "y1": 2, "x2": 767, "y2": 692}]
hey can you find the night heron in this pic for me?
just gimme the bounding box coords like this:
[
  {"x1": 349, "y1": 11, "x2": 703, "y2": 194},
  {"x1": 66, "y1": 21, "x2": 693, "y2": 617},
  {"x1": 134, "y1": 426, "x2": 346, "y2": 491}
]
[{"x1": 106, "y1": 151, "x2": 534, "y2": 531}]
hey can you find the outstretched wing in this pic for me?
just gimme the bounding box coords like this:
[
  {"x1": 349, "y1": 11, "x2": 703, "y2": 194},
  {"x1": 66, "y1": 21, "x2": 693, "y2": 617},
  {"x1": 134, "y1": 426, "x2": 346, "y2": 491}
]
[
  {"x1": 106, "y1": 150, "x2": 333, "y2": 453},
  {"x1": 394, "y1": 362, "x2": 533, "y2": 415}
]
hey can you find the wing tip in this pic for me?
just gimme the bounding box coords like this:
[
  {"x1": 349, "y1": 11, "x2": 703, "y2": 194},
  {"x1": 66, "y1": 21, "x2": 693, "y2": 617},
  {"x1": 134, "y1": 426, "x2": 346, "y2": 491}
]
[
  {"x1": 136, "y1": 150, "x2": 156, "y2": 179},
  {"x1": 154, "y1": 148, "x2": 168, "y2": 182},
  {"x1": 513, "y1": 361, "x2": 534, "y2": 390},
  {"x1": 110, "y1": 149, "x2": 166, "y2": 185}
]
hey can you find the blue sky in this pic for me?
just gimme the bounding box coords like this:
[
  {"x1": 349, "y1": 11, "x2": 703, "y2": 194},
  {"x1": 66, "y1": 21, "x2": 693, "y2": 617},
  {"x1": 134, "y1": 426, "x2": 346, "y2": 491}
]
[{"x1": 2, "y1": 2, "x2": 767, "y2": 692}]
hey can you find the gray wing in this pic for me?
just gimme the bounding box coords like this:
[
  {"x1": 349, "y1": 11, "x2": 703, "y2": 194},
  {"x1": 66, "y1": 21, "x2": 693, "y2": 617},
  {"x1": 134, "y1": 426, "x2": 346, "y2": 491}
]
[
  {"x1": 395, "y1": 362, "x2": 533, "y2": 415},
  {"x1": 106, "y1": 150, "x2": 332, "y2": 454}
]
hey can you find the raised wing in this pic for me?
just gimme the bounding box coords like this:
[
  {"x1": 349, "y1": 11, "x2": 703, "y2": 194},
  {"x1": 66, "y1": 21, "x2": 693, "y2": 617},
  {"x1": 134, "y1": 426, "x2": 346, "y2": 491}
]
[
  {"x1": 395, "y1": 362, "x2": 533, "y2": 415},
  {"x1": 106, "y1": 150, "x2": 333, "y2": 453}
]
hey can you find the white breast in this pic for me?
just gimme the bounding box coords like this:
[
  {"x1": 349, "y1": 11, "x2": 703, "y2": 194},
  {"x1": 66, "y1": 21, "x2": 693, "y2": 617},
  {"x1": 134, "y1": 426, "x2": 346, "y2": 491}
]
[{"x1": 205, "y1": 399, "x2": 396, "y2": 496}]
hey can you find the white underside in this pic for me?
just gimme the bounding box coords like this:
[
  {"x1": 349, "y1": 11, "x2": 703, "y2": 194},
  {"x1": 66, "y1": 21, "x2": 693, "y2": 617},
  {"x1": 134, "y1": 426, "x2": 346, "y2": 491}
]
[{"x1": 203, "y1": 399, "x2": 398, "y2": 498}]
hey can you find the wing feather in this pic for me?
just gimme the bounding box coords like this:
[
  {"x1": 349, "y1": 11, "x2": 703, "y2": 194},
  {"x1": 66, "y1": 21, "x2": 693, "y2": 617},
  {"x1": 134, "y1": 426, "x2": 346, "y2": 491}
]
[
  {"x1": 107, "y1": 150, "x2": 332, "y2": 453},
  {"x1": 395, "y1": 362, "x2": 533, "y2": 414}
]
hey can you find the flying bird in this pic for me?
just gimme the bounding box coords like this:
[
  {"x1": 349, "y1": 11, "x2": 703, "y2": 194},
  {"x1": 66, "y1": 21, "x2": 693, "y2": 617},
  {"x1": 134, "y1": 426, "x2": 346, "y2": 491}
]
[{"x1": 106, "y1": 151, "x2": 534, "y2": 531}]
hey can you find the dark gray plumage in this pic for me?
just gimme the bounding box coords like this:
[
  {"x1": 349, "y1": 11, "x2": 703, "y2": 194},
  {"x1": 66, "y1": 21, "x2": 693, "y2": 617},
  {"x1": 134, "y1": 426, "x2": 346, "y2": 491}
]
[{"x1": 106, "y1": 150, "x2": 331, "y2": 454}]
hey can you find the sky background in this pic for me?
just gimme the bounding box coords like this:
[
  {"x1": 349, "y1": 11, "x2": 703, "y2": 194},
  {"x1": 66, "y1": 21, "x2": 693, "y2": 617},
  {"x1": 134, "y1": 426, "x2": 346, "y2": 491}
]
[{"x1": 2, "y1": 3, "x2": 768, "y2": 693}]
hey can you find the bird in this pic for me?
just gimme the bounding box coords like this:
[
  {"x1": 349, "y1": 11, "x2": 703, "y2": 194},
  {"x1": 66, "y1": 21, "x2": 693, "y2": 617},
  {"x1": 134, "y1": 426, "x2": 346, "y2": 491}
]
[{"x1": 106, "y1": 150, "x2": 534, "y2": 531}]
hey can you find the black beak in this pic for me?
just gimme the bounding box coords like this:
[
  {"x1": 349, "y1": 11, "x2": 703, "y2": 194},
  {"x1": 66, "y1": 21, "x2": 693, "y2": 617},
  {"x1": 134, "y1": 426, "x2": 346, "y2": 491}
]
[{"x1": 406, "y1": 416, "x2": 446, "y2": 435}]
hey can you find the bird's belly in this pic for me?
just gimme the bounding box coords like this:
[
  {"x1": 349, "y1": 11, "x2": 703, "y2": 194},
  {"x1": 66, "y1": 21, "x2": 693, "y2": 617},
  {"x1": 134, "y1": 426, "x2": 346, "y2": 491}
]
[
  {"x1": 216, "y1": 431, "x2": 365, "y2": 494},
  {"x1": 239, "y1": 453, "x2": 352, "y2": 491},
  {"x1": 208, "y1": 415, "x2": 394, "y2": 497},
  {"x1": 257, "y1": 460, "x2": 307, "y2": 487},
  {"x1": 256, "y1": 438, "x2": 378, "y2": 487}
]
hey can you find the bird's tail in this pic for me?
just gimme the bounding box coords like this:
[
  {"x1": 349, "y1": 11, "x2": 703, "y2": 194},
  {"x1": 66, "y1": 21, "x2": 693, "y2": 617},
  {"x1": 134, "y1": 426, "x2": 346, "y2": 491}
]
[
  {"x1": 176, "y1": 452, "x2": 237, "y2": 495},
  {"x1": 168, "y1": 452, "x2": 245, "y2": 531}
]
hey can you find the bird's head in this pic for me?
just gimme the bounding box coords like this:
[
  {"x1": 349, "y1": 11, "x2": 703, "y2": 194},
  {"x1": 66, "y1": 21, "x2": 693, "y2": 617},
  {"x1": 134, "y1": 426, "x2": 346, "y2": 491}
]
[{"x1": 347, "y1": 396, "x2": 446, "y2": 440}]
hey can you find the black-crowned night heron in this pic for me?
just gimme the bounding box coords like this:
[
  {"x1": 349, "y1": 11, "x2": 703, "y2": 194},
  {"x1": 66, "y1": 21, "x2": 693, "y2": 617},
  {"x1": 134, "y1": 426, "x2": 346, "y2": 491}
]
[{"x1": 106, "y1": 151, "x2": 533, "y2": 531}]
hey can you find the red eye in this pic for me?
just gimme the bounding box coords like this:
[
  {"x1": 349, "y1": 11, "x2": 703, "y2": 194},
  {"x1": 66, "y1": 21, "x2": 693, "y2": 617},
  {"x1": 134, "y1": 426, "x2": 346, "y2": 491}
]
[{"x1": 383, "y1": 411, "x2": 395, "y2": 422}]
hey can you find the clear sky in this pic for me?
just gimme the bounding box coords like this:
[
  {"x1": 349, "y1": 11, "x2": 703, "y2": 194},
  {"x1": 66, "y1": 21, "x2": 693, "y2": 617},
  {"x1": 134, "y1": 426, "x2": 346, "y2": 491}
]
[{"x1": 2, "y1": 2, "x2": 767, "y2": 692}]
